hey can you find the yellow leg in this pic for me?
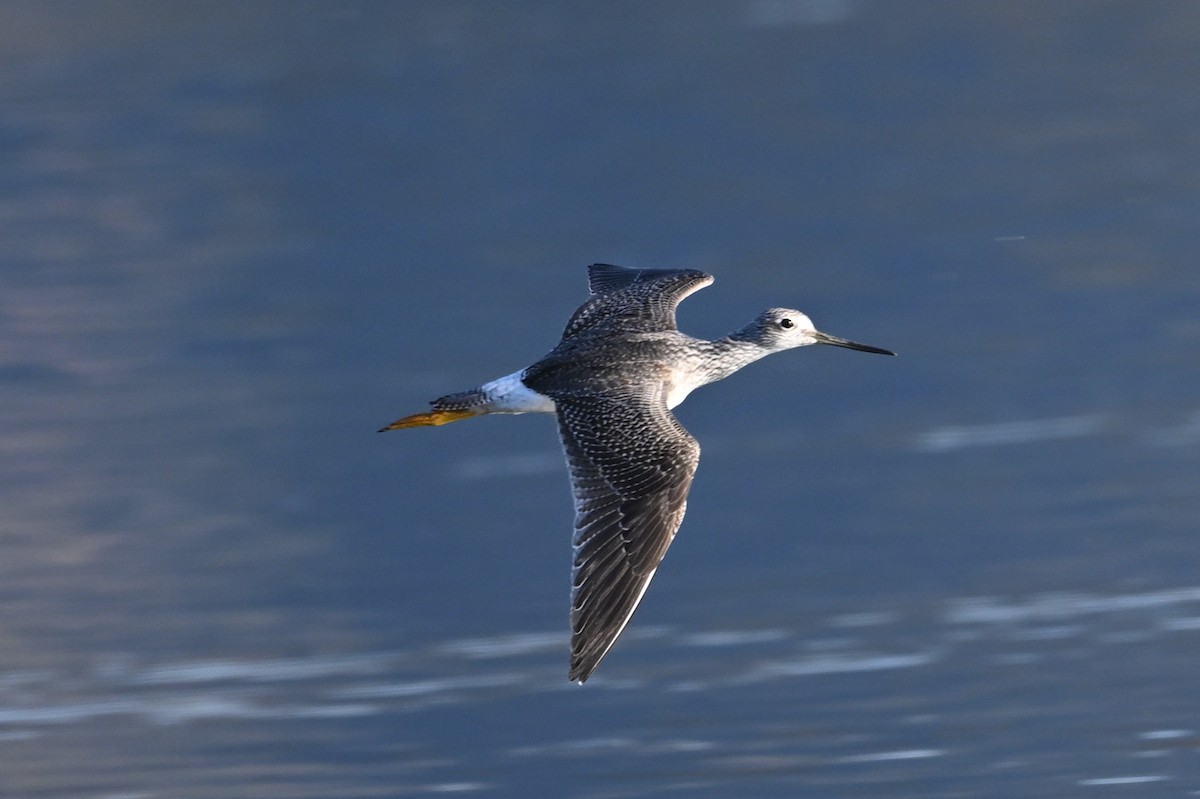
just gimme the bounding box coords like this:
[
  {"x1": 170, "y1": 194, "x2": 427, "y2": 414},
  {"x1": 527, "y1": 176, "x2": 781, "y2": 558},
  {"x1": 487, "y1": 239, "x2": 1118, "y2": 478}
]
[{"x1": 378, "y1": 408, "x2": 479, "y2": 432}]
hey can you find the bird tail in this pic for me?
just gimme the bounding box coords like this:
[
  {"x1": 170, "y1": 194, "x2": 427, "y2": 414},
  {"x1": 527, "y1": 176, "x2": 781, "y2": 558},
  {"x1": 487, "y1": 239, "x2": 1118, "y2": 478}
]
[
  {"x1": 377, "y1": 408, "x2": 479, "y2": 431},
  {"x1": 377, "y1": 388, "x2": 490, "y2": 432}
]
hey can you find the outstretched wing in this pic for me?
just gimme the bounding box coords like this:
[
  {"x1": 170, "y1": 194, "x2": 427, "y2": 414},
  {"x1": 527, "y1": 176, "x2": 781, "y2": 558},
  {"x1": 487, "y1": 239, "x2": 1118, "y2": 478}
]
[
  {"x1": 561, "y1": 264, "x2": 714, "y2": 339},
  {"x1": 554, "y1": 393, "x2": 701, "y2": 682}
]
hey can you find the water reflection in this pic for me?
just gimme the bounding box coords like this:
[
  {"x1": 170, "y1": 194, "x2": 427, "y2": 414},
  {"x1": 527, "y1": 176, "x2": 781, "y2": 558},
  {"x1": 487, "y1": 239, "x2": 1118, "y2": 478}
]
[
  {"x1": 5, "y1": 583, "x2": 1200, "y2": 793},
  {"x1": 5, "y1": 2, "x2": 1200, "y2": 797}
]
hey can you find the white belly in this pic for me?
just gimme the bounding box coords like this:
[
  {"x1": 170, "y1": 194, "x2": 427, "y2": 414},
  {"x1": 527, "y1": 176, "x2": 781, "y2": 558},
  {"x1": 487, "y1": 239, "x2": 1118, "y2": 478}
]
[
  {"x1": 485, "y1": 365, "x2": 702, "y2": 415},
  {"x1": 664, "y1": 369, "x2": 706, "y2": 409}
]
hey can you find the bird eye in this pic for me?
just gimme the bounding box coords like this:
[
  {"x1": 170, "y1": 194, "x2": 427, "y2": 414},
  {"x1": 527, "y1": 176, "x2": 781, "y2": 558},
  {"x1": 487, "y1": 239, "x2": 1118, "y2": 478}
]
[{"x1": 779, "y1": 318, "x2": 795, "y2": 329}]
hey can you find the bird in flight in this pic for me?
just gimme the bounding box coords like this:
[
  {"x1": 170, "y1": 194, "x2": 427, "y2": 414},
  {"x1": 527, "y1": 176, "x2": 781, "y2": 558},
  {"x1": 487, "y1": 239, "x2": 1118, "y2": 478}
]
[{"x1": 381, "y1": 264, "x2": 894, "y2": 682}]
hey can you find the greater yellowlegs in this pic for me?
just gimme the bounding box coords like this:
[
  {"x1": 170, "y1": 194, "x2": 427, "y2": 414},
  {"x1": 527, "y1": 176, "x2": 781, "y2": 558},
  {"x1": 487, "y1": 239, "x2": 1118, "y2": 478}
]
[{"x1": 381, "y1": 264, "x2": 894, "y2": 682}]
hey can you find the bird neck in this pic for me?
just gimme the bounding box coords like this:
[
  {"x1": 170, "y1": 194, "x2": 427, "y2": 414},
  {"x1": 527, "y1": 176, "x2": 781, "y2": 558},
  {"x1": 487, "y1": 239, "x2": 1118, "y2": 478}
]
[{"x1": 699, "y1": 333, "x2": 773, "y2": 384}]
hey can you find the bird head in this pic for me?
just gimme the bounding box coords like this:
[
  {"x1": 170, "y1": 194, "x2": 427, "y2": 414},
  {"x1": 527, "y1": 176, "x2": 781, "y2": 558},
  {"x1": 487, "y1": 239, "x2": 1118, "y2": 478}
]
[{"x1": 752, "y1": 308, "x2": 895, "y2": 356}]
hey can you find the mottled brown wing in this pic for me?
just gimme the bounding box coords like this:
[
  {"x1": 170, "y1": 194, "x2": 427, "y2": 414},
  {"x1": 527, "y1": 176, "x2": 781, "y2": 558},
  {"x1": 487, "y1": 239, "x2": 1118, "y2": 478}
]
[
  {"x1": 554, "y1": 393, "x2": 700, "y2": 682},
  {"x1": 560, "y1": 264, "x2": 714, "y2": 339}
]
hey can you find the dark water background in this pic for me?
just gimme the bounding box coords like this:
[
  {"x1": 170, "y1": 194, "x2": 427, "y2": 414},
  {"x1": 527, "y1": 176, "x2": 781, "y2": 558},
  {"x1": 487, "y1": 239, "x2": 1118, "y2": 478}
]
[{"x1": 5, "y1": 2, "x2": 1200, "y2": 796}]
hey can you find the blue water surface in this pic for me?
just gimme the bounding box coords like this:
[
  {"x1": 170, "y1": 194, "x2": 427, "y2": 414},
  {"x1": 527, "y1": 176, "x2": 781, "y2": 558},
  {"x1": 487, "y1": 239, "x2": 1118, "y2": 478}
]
[{"x1": 4, "y1": 2, "x2": 1200, "y2": 797}]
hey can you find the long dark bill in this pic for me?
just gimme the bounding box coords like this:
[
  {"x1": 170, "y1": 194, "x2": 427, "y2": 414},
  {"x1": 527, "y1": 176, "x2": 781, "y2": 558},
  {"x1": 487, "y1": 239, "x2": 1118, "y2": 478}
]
[{"x1": 813, "y1": 331, "x2": 896, "y2": 356}]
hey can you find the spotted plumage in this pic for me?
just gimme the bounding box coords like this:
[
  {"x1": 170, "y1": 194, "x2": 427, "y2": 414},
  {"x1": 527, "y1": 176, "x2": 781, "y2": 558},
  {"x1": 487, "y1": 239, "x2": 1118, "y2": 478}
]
[{"x1": 381, "y1": 263, "x2": 894, "y2": 682}]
